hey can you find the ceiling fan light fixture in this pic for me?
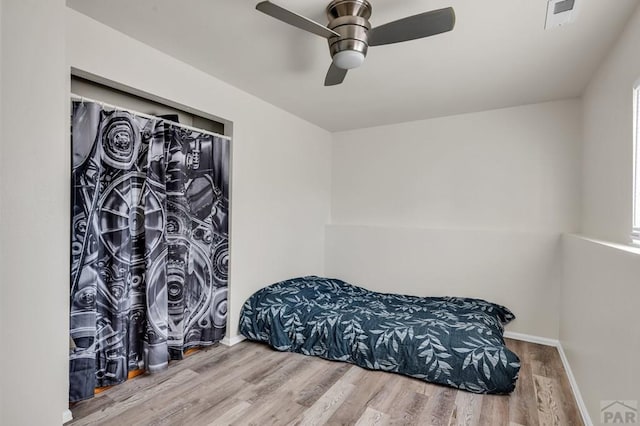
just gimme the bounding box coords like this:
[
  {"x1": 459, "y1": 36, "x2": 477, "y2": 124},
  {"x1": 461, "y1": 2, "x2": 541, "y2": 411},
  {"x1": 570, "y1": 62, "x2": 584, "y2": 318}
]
[
  {"x1": 255, "y1": 1, "x2": 456, "y2": 86},
  {"x1": 333, "y1": 50, "x2": 365, "y2": 69}
]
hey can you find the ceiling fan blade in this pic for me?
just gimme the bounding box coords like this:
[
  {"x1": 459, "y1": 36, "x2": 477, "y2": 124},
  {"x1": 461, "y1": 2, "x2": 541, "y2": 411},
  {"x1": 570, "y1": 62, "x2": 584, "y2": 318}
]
[
  {"x1": 256, "y1": 1, "x2": 340, "y2": 39},
  {"x1": 369, "y1": 7, "x2": 455, "y2": 47},
  {"x1": 325, "y1": 63, "x2": 348, "y2": 86}
]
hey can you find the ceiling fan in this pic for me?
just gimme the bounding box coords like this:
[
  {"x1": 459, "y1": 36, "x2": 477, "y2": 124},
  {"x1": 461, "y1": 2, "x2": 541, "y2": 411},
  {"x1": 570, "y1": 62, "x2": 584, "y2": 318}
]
[{"x1": 256, "y1": 0, "x2": 456, "y2": 86}]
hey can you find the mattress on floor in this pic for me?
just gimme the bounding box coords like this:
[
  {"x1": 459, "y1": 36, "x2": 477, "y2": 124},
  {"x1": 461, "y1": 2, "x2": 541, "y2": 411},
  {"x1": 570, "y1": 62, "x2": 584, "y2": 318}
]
[{"x1": 240, "y1": 276, "x2": 520, "y2": 394}]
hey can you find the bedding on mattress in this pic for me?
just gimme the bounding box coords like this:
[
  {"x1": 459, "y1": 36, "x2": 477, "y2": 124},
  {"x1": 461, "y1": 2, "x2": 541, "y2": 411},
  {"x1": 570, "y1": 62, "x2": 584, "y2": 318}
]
[{"x1": 240, "y1": 276, "x2": 520, "y2": 394}]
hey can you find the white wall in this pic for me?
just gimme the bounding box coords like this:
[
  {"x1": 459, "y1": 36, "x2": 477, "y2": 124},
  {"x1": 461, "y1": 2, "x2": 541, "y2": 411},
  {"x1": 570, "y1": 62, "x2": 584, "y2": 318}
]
[
  {"x1": 332, "y1": 100, "x2": 582, "y2": 232},
  {"x1": 561, "y1": 235, "x2": 640, "y2": 423},
  {"x1": 328, "y1": 100, "x2": 582, "y2": 338},
  {"x1": 0, "y1": 1, "x2": 69, "y2": 425},
  {"x1": 561, "y1": 4, "x2": 640, "y2": 423},
  {"x1": 582, "y1": 4, "x2": 640, "y2": 243},
  {"x1": 327, "y1": 226, "x2": 562, "y2": 337}
]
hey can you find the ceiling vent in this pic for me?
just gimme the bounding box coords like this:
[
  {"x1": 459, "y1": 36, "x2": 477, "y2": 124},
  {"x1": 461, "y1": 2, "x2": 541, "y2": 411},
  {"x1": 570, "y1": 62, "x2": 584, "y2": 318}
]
[{"x1": 545, "y1": 0, "x2": 578, "y2": 29}]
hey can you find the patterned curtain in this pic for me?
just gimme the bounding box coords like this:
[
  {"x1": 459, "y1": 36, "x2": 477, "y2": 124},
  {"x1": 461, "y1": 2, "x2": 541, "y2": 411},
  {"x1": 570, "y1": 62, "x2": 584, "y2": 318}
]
[{"x1": 69, "y1": 101, "x2": 229, "y2": 402}]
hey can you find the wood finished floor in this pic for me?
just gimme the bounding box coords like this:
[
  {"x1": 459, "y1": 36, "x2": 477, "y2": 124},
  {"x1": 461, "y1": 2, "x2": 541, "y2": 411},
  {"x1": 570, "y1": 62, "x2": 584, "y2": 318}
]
[{"x1": 69, "y1": 338, "x2": 583, "y2": 426}]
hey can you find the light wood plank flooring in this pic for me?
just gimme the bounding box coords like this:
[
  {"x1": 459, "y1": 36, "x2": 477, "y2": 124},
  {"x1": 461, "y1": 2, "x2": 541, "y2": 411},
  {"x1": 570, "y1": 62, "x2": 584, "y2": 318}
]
[{"x1": 69, "y1": 338, "x2": 583, "y2": 425}]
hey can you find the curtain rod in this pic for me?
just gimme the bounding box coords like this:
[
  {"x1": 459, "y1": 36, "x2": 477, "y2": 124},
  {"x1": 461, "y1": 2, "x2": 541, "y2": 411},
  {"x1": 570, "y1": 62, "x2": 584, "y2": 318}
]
[{"x1": 70, "y1": 93, "x2": 231, "y2": 141}]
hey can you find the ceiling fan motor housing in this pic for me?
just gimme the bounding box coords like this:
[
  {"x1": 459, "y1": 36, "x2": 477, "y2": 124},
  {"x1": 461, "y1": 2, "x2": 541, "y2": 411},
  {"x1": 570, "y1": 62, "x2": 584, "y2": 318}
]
[{"x1": 326, "y1": 0, "x2": 372, "y2": 67}]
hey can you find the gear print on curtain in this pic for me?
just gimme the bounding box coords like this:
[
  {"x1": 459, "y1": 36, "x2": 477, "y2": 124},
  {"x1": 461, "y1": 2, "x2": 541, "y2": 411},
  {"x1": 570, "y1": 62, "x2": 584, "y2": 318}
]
[{"x1": 69, "y1": 101, "x2": 229, "y2": 402}]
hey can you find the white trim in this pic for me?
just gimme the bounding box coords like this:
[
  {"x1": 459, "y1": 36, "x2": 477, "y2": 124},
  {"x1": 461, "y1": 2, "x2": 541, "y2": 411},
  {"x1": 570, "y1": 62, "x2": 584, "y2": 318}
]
[
  {"x1": 503, "y1": 331, "x2": 559, "y2": 347},
  {"x1": 221, "y1": 334, "x2": 246, "y2": 347},
  {"x1": 633, "y1": 84, "x2": 639, "y2": 242},
  {"x1": 505, "y1": 331, "x2": 592, "y2": 425},
  {"x1": 565, "y1": 234, "x2": 640, "y2": 256},
  {"x1": 556, "y1": 343, "x2": 593, "y2": 426},
  {"x1": 62, "y1": 409, "x2": 73, "y2": 424}
]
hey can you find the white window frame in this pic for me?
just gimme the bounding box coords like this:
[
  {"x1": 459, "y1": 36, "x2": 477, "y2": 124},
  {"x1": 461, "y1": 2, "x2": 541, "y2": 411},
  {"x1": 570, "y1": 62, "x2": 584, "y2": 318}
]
[{"x1": 633, "y1": 83, "x2": 640, "y2": 246}]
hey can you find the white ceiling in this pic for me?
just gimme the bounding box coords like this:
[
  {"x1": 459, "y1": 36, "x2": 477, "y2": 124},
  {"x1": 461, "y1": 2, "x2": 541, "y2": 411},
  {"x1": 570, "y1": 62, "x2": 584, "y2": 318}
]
[{"x1": 67, "y1": 0, "x2": 639, "y2": 132}]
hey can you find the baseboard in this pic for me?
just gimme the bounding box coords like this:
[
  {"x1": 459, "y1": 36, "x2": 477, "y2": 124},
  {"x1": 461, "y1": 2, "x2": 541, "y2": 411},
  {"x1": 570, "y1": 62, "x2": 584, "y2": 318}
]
[
  {"x1": 221, "y1": 334, "x2": 246, "y2": 347},
  {"x1": 503, "y1": 331, "x2": 559, "y2": 347},
  {"x1": 62, "y1": 409, "x2": 73, "y2": 424},
  {"x1": 504, "y1": 331, "x2": 592, "y2": 426},
  {"x1": 556, "y1": 343, "x2": 592, "y2": 426}
]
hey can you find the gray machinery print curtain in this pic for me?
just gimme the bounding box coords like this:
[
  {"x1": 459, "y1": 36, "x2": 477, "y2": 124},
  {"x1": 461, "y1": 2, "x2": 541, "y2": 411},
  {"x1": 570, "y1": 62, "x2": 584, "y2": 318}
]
[{"x1": 69, "y1": 100, "x2": 229, "y2": 402}]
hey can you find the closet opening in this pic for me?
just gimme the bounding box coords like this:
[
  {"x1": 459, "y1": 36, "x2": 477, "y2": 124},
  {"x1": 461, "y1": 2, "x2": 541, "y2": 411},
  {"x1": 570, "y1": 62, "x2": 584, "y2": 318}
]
[{"x1": 69, "y1": 72, "x2": 231, "y2": 404}]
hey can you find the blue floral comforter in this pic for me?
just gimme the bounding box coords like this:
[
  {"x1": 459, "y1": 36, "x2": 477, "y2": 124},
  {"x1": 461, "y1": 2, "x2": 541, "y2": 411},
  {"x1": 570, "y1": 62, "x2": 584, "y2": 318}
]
[{"x1": 240, "y1": 276, "x2": 520, "y2": 394}]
